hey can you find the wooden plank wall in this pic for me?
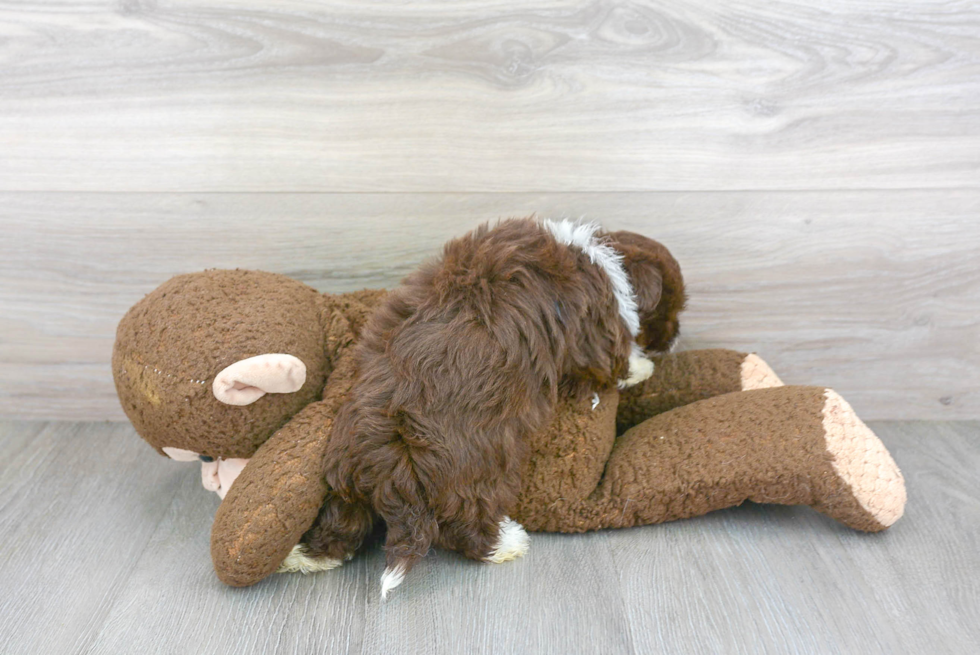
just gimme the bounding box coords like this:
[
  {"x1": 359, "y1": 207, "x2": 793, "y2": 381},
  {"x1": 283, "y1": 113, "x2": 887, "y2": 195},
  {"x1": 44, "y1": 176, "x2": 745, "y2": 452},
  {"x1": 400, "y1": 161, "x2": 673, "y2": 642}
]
[{"x1": 1, "y1": 0, "x2": 977, "y2": 421}]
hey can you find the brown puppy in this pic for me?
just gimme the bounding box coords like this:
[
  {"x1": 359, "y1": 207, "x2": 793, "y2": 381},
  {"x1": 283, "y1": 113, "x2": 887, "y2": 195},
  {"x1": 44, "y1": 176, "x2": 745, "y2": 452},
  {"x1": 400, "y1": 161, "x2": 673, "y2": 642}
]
[{"x1": 322, "y1": 218, "x2": 684, "y2": 597}]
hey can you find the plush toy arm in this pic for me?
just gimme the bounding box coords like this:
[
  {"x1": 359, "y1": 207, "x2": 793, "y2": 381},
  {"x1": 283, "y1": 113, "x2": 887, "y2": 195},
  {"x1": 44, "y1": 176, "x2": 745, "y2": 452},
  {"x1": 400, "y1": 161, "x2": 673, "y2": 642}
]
[
  {"x1": 210, "y1": 294, "x2": 383, "y2": 587},
  {"x1": 515, "y1": 386, "x2": 905, "y2": 534},
  {"x1": 210, "y1": 399, "x2": 338, "y2": 587},
  {"x1": 617, "y1": 349, "x2": 784, "y2": 433}
]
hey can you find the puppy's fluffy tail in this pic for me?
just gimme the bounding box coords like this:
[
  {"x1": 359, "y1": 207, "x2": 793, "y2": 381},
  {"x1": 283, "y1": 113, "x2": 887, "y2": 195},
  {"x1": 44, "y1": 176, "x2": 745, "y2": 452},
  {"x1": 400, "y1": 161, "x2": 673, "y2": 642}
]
[{"x1": 372, "y1": 443, "x2": 440, "y2": 600}]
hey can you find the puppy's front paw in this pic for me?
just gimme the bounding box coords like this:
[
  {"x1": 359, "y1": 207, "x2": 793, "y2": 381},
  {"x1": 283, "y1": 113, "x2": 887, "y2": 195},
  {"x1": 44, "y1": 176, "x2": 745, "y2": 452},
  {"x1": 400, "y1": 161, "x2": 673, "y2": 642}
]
[
  {"x1": 277, "y1": 544, "x2": 343, "y2": 574},
  {"x1": 619, "y1": 353, "x2": 655, "y2": 389}
]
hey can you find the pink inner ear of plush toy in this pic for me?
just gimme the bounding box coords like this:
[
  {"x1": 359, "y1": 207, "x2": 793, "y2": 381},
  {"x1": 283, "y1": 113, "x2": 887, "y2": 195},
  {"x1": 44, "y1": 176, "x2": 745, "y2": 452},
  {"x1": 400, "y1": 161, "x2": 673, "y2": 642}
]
[{"x1": 211, "y1": 354, "x2": 307, "y2": 406}]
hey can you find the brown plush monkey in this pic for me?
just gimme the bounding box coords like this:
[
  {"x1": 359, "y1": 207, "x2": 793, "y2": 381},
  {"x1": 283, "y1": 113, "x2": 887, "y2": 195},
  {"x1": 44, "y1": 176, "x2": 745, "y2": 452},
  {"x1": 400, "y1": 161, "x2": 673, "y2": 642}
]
[{"x1": 113, "y1": 269, "x2": 904, "y2": 588}]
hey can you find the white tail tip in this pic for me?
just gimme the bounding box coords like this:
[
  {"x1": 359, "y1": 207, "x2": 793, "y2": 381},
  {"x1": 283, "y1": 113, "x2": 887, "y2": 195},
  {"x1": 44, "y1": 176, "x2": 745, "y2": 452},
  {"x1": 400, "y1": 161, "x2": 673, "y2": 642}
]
[{"x1": 380, "y1": 564, "x2": 407, "y2": 600}]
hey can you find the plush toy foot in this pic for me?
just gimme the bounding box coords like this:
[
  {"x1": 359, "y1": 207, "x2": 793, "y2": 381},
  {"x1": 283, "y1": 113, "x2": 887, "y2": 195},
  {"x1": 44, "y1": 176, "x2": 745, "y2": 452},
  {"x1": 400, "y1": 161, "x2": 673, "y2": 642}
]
[
  {"x1": 485, "y1": 517, "x2": 531, "y2": 563},
  {"x1": 816, "y1": 390, "x2": 905, "y2": 530},
  {"x1": 516, "y1": 386, "x2": 906, "y2": 534},
  {"x1": 276, "y1": 544, "x2": 344, "y2": 574},
  {"x1": 617, "y1": 349, "x2": 783, "y2": 433},
  {"x1": 740, "y1": 353, "x2": 784, "y2": 390}
]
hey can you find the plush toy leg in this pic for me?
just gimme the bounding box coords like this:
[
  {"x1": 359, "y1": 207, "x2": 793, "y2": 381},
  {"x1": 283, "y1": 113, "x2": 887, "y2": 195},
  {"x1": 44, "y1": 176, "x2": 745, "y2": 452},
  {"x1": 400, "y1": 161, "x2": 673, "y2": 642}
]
[
  {"x1": 617, "y1": 349, "x2": 783, "y2": 434},
  {"x1": 515, "y1": 386, "x2": 905, "y2": 534}
]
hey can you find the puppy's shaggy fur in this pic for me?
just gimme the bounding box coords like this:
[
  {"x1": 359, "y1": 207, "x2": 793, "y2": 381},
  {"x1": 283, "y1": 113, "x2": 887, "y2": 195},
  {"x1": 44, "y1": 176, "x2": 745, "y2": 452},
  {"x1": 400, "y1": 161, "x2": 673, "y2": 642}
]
[{"x1": 316, "y1": 218, "x2": 685, "y2": 596}]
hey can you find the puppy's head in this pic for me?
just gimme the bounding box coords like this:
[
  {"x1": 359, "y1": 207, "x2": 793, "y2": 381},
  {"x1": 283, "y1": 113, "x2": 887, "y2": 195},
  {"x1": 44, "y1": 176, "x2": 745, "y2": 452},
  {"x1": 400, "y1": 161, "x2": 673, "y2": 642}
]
[{"x1": 606, "y1": 230, "x2": 687, "y2": 353}]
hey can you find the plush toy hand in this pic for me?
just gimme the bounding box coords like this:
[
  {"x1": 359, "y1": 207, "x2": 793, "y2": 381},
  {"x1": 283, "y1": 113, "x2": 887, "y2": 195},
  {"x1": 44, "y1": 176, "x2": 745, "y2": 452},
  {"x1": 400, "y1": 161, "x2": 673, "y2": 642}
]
[{"x1": 617, "y1": 348, "x2": 783, "y2": 433}]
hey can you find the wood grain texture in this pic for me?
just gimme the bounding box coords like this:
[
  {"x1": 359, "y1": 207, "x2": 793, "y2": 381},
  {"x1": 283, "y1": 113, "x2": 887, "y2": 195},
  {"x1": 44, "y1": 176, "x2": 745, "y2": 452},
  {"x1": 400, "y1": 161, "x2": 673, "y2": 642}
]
[
  {"x1": 2, "y1": 191, "x2": 977, "y2": 421},
  {"x1": 0, "y1": 419, "x2": 977, "y2": 654},
  {"x1": 0, "y1": 0, "x2": 977, "y2": 192},
  {"x1": 0, "y1": 421, "x2": 186, "y2": 655}
]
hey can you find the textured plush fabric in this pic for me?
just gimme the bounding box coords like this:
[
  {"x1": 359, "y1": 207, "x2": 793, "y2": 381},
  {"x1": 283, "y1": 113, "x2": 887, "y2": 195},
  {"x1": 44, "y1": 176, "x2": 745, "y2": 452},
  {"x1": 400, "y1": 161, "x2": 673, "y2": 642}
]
[
  {"x1": 512, "y1": 389, "x2": 620, "y2": 518},
  {"x1": 822, "y1": 389, "x2": 906, "y2": 527},
  {"x1": 616, "y1": 349, "x2": 748, "y2": 434},
  {"x1": 211, "y1": 367, "x2": 350, "y2": 587},
  {"x1": 113, "y1": 271, "x2": 385, "y2": 586},
  {"x1": 515, "y1": 385, "x2": 902, "y2": 533},
  {"x1": 207, "y1": 300, "x2": 376, "y2": 586}
]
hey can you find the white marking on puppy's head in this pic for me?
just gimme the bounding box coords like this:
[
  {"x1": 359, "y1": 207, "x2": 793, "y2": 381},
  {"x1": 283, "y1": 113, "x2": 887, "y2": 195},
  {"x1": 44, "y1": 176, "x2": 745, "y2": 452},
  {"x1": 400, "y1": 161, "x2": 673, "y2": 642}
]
[
  {"x1": 212, "y1": 354, "x2": 307, "y2": 406},
  {"x1": 542, "y1": 219, "x2": 641, "y2": 337},
  {"x1": 543, "y1": 219, "x2": 651, "y2": 389}
]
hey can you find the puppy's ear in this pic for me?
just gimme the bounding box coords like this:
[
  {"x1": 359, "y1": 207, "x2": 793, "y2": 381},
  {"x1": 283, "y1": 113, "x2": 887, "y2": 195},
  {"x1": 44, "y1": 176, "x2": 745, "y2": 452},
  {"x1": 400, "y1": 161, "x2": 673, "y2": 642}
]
[{"x1": 607, "y1": 231, "x2": 687, "y2": 353}]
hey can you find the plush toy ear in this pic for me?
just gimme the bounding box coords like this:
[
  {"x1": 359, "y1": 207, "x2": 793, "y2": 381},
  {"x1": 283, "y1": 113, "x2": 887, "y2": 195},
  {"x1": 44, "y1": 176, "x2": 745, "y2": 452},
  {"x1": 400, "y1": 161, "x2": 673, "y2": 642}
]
[{"x1": 212, "y1": 354, "x2": 307, "y2": 406}]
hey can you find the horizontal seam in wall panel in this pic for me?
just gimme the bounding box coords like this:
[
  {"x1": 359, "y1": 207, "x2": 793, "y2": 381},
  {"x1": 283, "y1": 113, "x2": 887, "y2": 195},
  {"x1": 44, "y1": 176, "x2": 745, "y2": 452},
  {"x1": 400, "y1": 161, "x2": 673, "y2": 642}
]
[{"x1": 0, "y1": 187, "x2": 978, "y2": 195}]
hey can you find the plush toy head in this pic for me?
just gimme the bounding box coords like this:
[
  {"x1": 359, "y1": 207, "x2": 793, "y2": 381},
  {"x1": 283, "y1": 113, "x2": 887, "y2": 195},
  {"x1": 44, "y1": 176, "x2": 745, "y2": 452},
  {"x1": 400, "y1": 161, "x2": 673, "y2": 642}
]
[{"x1": 112, "y1": 269, "x2": 333, "y2": 462}]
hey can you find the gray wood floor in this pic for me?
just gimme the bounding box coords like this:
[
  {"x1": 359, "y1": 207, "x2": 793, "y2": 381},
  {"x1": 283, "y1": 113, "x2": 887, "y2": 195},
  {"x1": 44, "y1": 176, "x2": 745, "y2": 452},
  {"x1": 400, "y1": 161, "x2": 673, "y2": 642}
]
[{"x1": 1, "y1": 420, "x2": 977, "y2": 655}]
